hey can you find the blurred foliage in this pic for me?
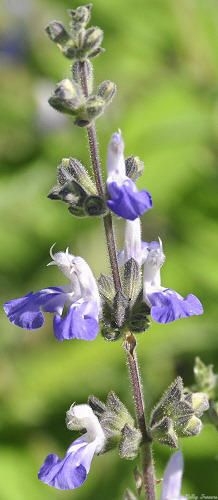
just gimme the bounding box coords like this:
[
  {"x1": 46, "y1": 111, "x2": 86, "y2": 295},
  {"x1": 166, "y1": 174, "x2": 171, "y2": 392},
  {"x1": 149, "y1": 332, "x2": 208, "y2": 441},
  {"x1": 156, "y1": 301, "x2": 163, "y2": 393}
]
[{"x1": 0, "y1": 0, "x2": 218, "y2": 498}]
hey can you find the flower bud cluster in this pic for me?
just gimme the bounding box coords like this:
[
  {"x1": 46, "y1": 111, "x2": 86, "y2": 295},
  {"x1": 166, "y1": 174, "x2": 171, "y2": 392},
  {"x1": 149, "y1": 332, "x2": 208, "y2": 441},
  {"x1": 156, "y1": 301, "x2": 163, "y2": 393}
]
[
  {"x1": 46, "y1": 4, "x2": 103, "y2": 60},
  {"x1": 46, "y1": 5, "x2": 116, "y2": 126},
  {"x1": 88, "y1": 391, "x2": 142, "y2": 459},
  {"x1": 48, "y1": 158, "x2": 107, "y2": 217},
  {"x1": 98, "y1": 260, "x2": 150, "y2": 341},
  {"x1": 48, "y1": 69, "x2": 116, "y2": 126},
  {"x1": 149, "y1": 377, "x2": 209, "y2": 448}
]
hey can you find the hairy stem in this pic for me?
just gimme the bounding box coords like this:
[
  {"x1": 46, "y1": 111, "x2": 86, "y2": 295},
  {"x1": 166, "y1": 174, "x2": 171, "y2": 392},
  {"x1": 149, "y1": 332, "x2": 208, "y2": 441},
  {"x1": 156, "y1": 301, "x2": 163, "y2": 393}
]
[
  {"x1": 78, "y1": 60, "x2": 121, "y2": 292},
  {"x1": 125, "y1": 333, "x2": 156, "y2": 500},
  {"x1": 78, "y1": 60, "x2": 155, "y2": 498}
]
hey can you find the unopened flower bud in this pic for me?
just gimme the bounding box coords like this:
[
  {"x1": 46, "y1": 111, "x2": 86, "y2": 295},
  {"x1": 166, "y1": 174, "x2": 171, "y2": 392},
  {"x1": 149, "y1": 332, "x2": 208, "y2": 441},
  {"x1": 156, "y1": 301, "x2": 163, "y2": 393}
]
[
  {"x1": 68, "y1": 4, "x2": 92, "y2": 31},
  {"x1": 45, "y1": 21, "x2": 70, "y2": 45},
  {"x1": 49, "y1": 79, "x2": 83, "y2": 115},
  {"x1": 86, "y1": 95, "x2": 105, "y2": 120},
  {"x1": 181, "y1": 415, "x2": 202, "y2": 436},
  {"x1": 83, "y1": 26, "x2": 103, "y2": 52},
  {"x1": 185, "y1": 392, "x2": 209, "y2": 417},
  {"x1": 97, "y1": 80, "x2": 117, "y2": 104}
]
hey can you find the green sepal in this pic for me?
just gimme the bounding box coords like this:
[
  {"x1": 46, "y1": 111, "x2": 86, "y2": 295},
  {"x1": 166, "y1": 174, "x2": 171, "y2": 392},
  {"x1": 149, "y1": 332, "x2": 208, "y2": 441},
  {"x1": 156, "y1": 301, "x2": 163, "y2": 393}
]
[
  {"x1": 128, "y1": 298, "x2": 150, "y2": 333},
  {"x1": 125, "y1": 156, "x2": 144, "y2": 181},
  {"x1": 88, "y1": 395, "x2": 107, "y2": 418},
  {"x1": 123, "y1": 258, "x2": 141, "y2": 303},
  {"x1": 172, "y1": 400, "x2": 194, "y2": 431},
  {"x1": 68, "y1": 205, "x2": 87, "y2": 217},
  {"x1": 88, "y1": 392, "x2": 141, "y2": 458},
  {"x1": 150, "y1": 377, "x2": 183, "y2": 427},
  {"x1": 113, "y1": 290, "x2": 129, "y2": 328},
  {"x1": 85, "y1": 95, "x2": 106, "y2": 120},
  {"x1": 48, "y1": 157, "x2": 108, "y2": 218},
  {"x1": 122, "y1": 259, "x2": 150, "y2": 333},
  {"x1": 98, "y1": 274, "x2": 115, "y2": 307},
  {"x1": 48, "y1": 179, "x2": 86, "y2": 205},
  {"x1": 150, "y1": 416, "x2": 178, "y2": 448},
  {"x1": 84, "y1": 195, "x2": 108, "y2": 216},
  {"x1": 106, "y1": 391, "x2": 135, "y2": 428},
  {"x1": 119, "y1": 423, "x2": 142, "y2": 460},
  {"x1": 57, "y1": 157, "x2": 96, "y2": 194}
]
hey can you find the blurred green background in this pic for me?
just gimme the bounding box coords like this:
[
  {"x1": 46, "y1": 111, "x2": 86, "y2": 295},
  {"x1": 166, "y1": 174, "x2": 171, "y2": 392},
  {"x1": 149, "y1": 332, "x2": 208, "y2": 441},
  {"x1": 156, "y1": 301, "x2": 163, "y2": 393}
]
[{"x1": 0, "y1": 0, "x2": 218, "y2": 498}]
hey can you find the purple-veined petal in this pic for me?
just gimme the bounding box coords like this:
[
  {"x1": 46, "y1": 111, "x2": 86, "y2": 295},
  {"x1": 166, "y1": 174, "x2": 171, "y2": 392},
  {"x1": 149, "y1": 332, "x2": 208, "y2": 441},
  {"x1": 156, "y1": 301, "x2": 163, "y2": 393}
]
[
  {"x1": 107, "y1": 178, "x2": 152, "y2": 221},
  {"x1": 147, "y1": 289, "x2": 203, "y2": 324},
  {"x1": 161, "y1": 451, "x2": 186, "y2": 500},
  {"x1": 38, "y1": 437, "x2": 96, "y2": 490},
  {"x1": 53, "y1": 300, "x2": 99, "y2": 341},
  {"x1": 3, "y1": 287, "x2": 66, "y2": 330}
]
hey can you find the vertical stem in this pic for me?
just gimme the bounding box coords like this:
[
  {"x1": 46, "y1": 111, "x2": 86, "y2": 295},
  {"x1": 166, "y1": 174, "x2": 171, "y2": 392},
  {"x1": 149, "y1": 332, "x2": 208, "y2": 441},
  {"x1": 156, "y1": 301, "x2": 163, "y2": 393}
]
[{"x1": 125, "y1": 333, "x2": 156, "y2": 500}]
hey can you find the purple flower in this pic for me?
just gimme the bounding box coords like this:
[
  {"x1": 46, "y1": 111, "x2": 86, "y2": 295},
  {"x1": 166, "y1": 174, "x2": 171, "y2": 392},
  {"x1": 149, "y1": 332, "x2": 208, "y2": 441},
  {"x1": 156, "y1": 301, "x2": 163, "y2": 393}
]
[
  {"x1": 118, "y1": 221, "x2": 203, "y2": 324},
  {"x1": 38, "y1": 404, "x2": 106, "y2": 490},
  {"x1": 106, "y1": 132, "x2": 152, "y2": 220},
  {"x1": 4, "y1": 247, "x2": 101, "y2": 341},
  {"x1": 161, "y1": 451, "x2": 186, "y2": 500},
  {"x1": 143, "y1": 239, "x2": 203, "y2": 324}
]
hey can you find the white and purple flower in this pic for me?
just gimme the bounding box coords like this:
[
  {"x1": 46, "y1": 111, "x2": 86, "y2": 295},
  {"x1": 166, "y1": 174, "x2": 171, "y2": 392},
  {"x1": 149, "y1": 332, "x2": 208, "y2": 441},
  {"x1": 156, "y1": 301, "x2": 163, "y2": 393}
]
[
  {"x1": 143, "y1": 239, "x2": 203, "y2": 324},
  {"x1": 3, "y1": 246, "x2": 101, "y2": 341},
  {"x1": 38, "y1": 403, "x2": 106, "y2": 490},
  {"x1": 119, "y1": 219, "x2": 203, "y2": 324},
  {"x1": 106, "y1": 132, "x2": 152, "y2": 221},
  {"x1": 161, "y1": 451, "x2": 186, "y2": 500}
]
